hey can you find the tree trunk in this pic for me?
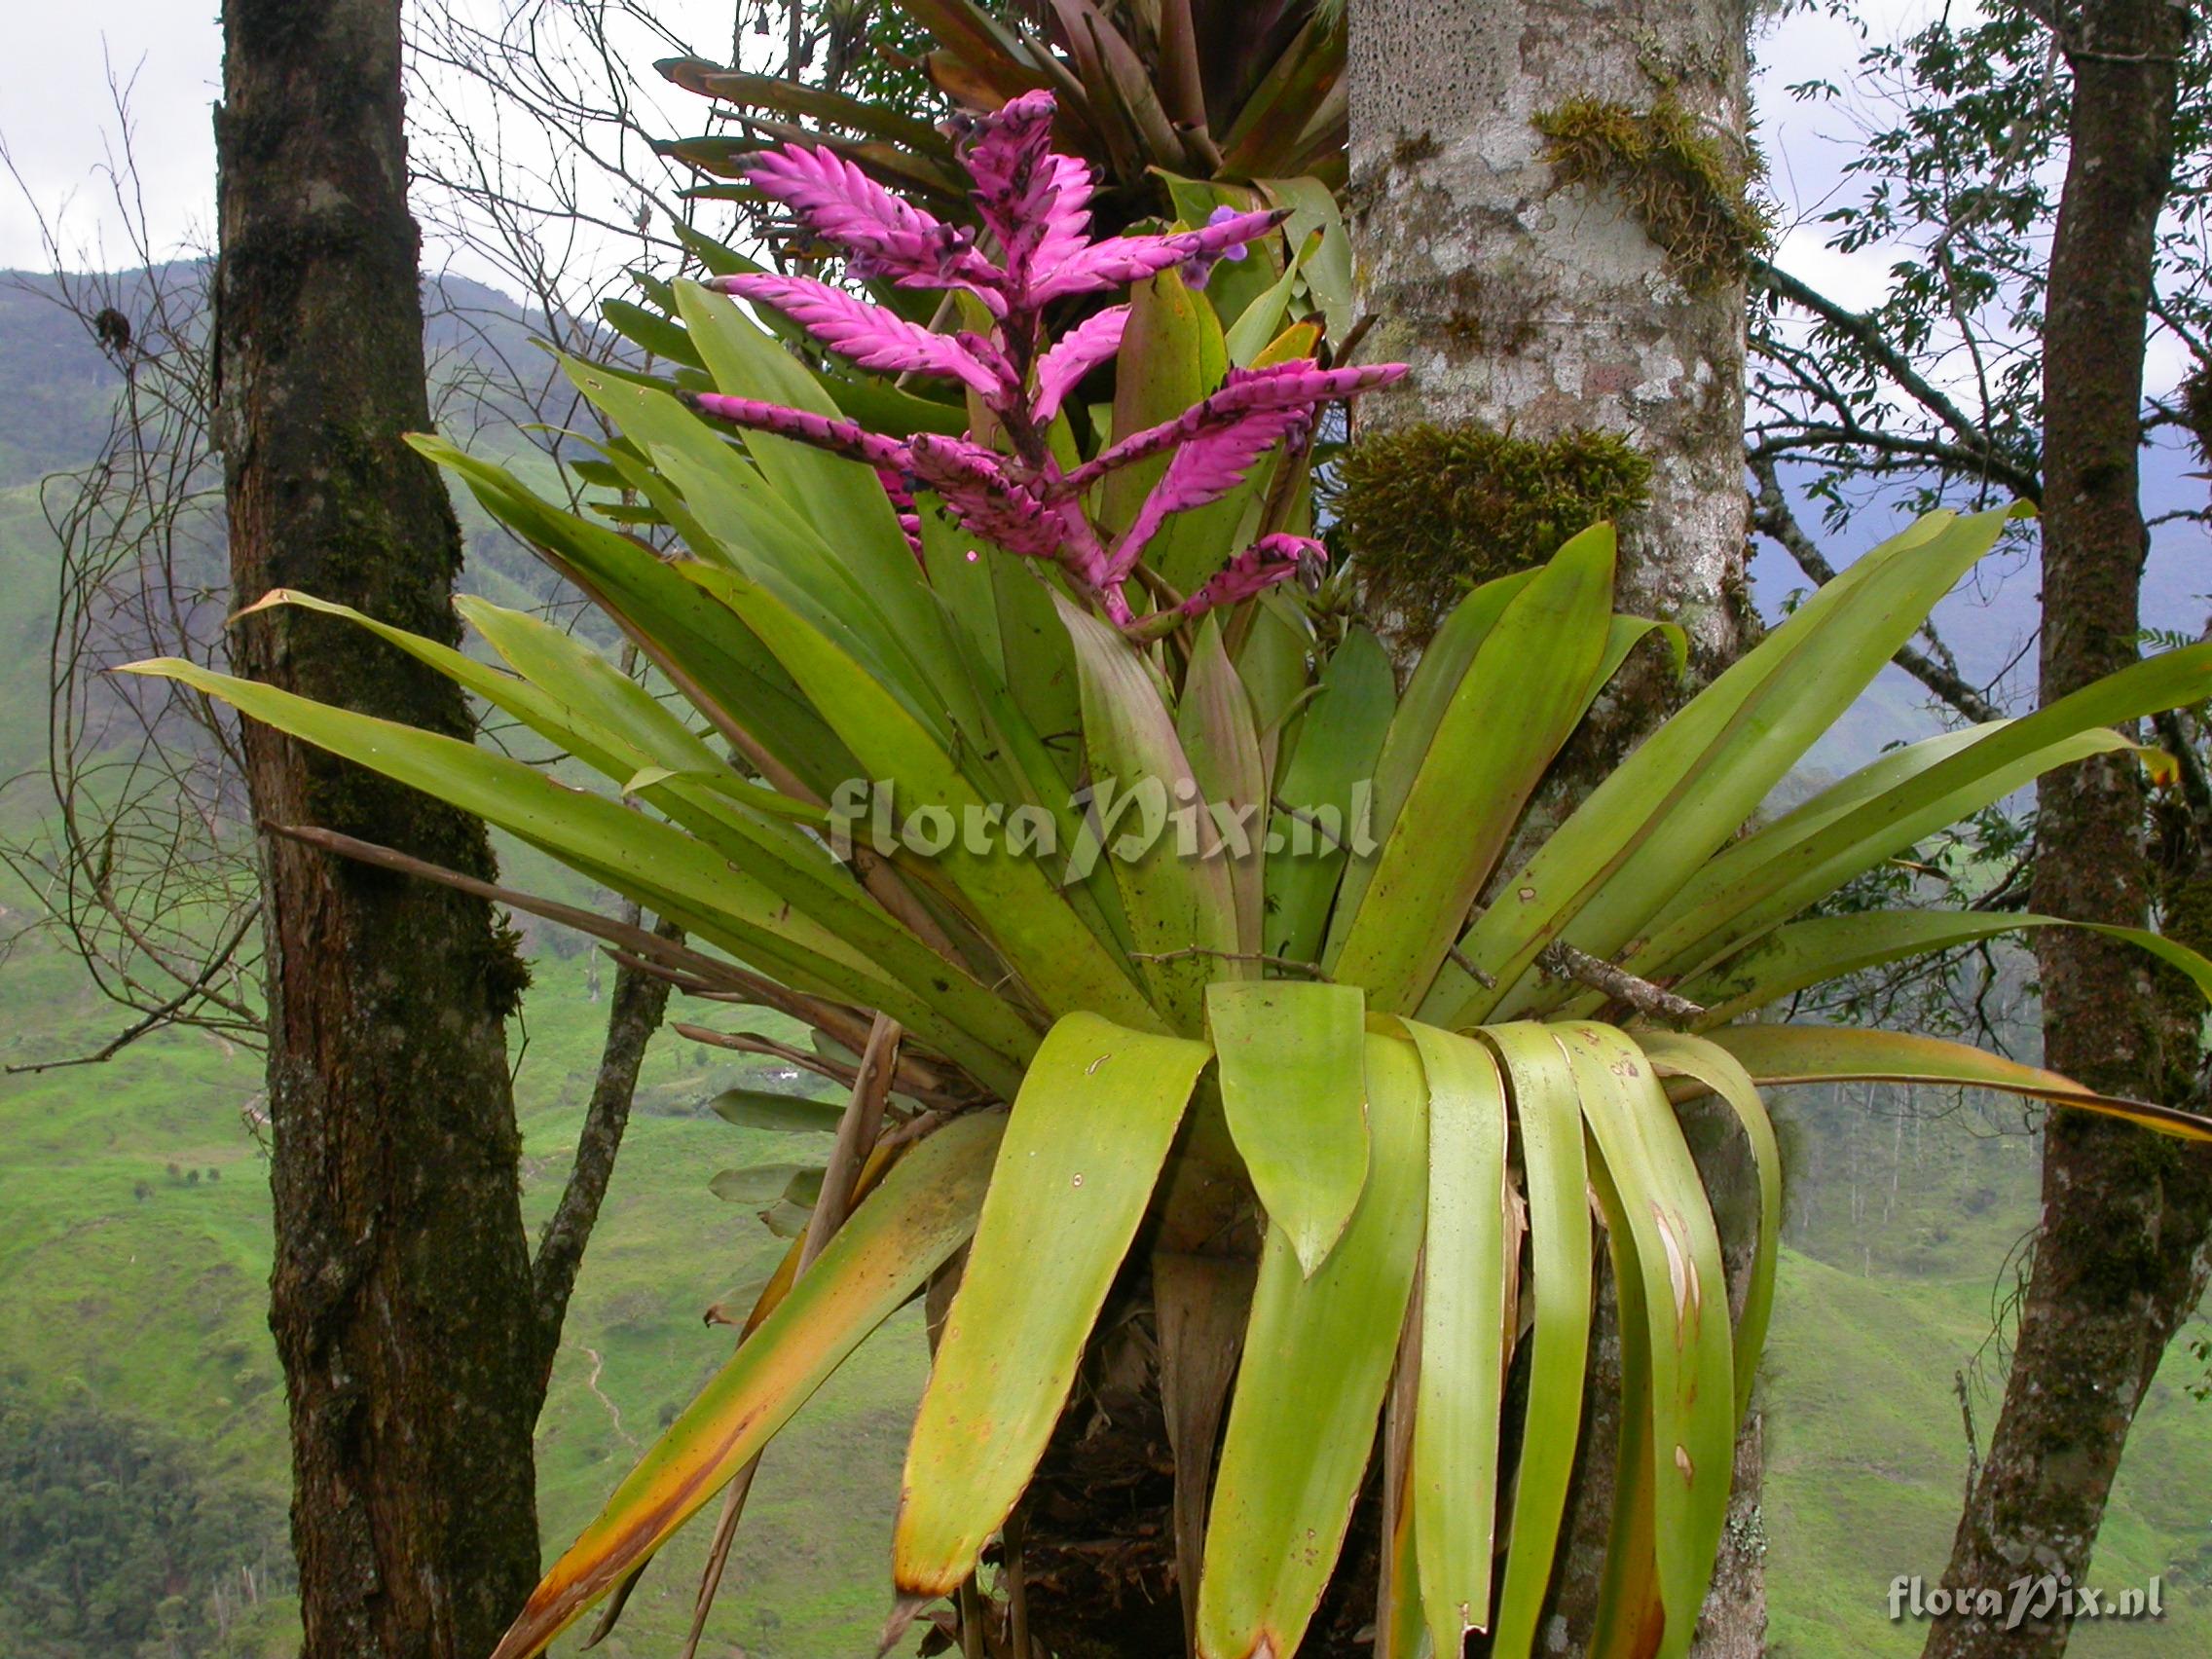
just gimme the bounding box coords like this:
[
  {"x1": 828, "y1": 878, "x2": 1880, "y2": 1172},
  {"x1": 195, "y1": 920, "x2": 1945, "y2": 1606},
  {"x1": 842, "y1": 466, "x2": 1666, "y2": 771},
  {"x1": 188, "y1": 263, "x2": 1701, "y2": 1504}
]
[
  {"x1": 1346, "y1": 5, "x2": 1761, "y2": 1654},
  {"x1": 214, "y1": 3, "x2": 543, "y2": 1652},
  {"x1": 1923, "y1": 5, "x2": 2212, "y2": 1655},
  {"x1": 1345, "y1": 0, "x2": 1753, "y2": 692}
]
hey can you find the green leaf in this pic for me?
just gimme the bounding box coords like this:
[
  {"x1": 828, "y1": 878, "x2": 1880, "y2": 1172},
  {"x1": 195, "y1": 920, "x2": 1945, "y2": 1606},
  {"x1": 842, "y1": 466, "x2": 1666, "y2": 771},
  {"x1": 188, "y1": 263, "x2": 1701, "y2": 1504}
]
[
  {"x1": 1563, "y1": 1025, "x2": 1732, "y2": 1659},
  {"x1": 1325, "y1": 567, "x2": 1537, "y2": 956},
  {"x1": 453, "y1": 594, "x2": 722, "y2": 774},
  {"x1": 1330, "y1": 524, "x2": 1616, "y2": 1013},
  {"x1": 1629, "y1": 645, "x2": 2212, "y2": 984},
  {"x1": 1706, "y1": 1023, "x2": 2212, "y2": 1142},
  {"x1": 1264, "y1": 626, "x2": 1394, "y2": 965},
  {"x1": 1058, "y1": 595, "x2": 1239, "y2": 1033},
  {"x1": 684, "y1": 569, "x2": 1160, "y2": 1034},
  {"x1": 1398, "y1": 1022, "x2": 1508, "y2": 1651},
  {"x1": 1178, "y1": 618, "x2": 1270, "y2": 955},
  {"x1": 561, "y1": 362, "x2": 951, "y2": 737},
  {"x1": 758, "y1": 1198, "x2": 814, "y2": 1239},
  {"x1": 119, "y1": 658, "x2": 1033, "y2": 1095},
  {"x1": 1425, "y1": 506, "x2": 2029, "y2": 1028},
  {"x1": 487, "y1": 1110, "x2": 1006, "y2": 1659},
  {"x1": 1207, "y1": 980, "x2": 1371, "y2": 1276},
  {"x1": 708, "y1": 1090, "x2": 848, "y2": 1135},
  {"x1": 894, "y1": 1014, "x2": 1212, "y2": 1595},
  {"x1": 1198, "y1": 1029, "x2": 1428, "y2": 1659},
  {"x1": 672, "y1": 279, "x2": 912, "y2": 568},
  {"x1": 1101, "y1": 268, "x2": 1223, "y2": 538},
  {"x1": 411, "y1": 435, "x2": 856, "y2": 800},
  {"x1": 1681, "y1": 908, "x2": 2212, "y2": 1026},
  {"x1": 602, "y1": 297, "x2": 705, "y2": 370},
  {"x1": 1258, "y1": 175, "x2": 1353, "y2": 340},
  {"x1": 1478, "y1": 1023, "x2": 1591, "y2": 1659},
  {"x1": 1639, "y1": 1033, "x2": 1782, "y2": 1419},
  {"x1": 709, "y1": 1162, "x2": 824, "y2": 1205},
  {"x1": 1234, "y1": 593, "x2": 1313, "y2": 783},
  {"x1": 1224, "y1": 229, "x2": 1314, "y2": 367}
]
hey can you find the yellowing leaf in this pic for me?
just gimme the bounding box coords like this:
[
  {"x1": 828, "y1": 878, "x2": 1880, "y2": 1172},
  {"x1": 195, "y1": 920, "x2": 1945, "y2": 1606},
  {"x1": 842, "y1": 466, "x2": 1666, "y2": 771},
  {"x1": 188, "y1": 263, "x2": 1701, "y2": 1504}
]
[{"x1": 894, "y1": 1014, "x2": 1212, "y2": 1596}]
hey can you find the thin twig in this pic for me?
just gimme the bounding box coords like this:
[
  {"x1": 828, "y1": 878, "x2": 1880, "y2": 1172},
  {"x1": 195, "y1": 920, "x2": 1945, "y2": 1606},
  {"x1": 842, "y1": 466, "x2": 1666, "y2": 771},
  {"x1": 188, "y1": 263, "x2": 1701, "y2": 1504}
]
[
  {"x1": 1537, "y1": 940, "x2": 1705, "y2": 1025},
  {"x1": 1271, "y1": 794, "x2": 1349, "y2": 854},
  {"x1": 1447, "y1": 944, "x2": 1497, "y2": 990},
  {"x1": 1128, "y1": 945, "x2": 1332, "y2": 979},
  {"x1": 672, "y1": 1021, "x2": 972, "y2": 1109},
  {"x1": 1004, "y1": 1504, "x2": 1030, "y2": 1658}
]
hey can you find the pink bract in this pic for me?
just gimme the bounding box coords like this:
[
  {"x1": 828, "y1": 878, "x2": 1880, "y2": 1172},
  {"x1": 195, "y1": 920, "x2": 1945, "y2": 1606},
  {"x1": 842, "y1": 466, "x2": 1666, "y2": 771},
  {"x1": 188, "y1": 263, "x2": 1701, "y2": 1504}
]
[{"x1": 683, "y1": 92, "x2": 1405, "y2": 630}]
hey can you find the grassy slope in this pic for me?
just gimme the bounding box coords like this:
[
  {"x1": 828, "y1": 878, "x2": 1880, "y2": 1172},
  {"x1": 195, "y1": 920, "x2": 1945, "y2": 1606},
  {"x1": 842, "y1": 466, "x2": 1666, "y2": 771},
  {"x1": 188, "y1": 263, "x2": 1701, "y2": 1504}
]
[
  {"x1": 0, "y1": 940, "x2": 924, "y2": 1658},
  {"x1": 1763, "y1": 1250, "x2": 2209, "y2": 1656}
]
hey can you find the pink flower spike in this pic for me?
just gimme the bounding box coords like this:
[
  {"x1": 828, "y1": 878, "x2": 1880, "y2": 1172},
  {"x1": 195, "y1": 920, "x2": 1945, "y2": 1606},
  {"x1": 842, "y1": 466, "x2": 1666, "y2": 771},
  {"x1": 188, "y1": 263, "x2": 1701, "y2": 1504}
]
[
  {"x1": 711, "y1": 274, "x2": 1003, "y2": 396},
  {"x1": 1033, "y1": 206, "x2": 1289, "y2": 302},
  {"x1": 1177, "y1": 535, "x2": 1327, "y2": 625},
  {"x1": 745, "y1": 144, "x2": 1001, "y2": 295},
  {"x1": 906, "y1": 435, "x2": 1070, "y2": 562},
  {"x1": 684, "y1": 392, "x2": 912, "y2": 472},
  {"x1": 1030, "y1": 305, "x2": 1128, "y2": 423},
  {"x1": 1023, "y1": 156, "x2": 1098, "y2": 297},
  {"x1": 1107, "y1": 406, "x2": 1311, "y2": 582},
  {"x1": 1062, "y1": 360, "x2": 1409, "y2": 494}
]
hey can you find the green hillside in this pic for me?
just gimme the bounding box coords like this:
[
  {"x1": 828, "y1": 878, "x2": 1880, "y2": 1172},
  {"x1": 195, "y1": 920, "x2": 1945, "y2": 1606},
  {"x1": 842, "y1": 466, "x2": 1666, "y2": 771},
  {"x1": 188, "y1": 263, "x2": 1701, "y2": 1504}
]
[{"x1": 0, "y1": 941, "x2": 931, "y2": 1659}]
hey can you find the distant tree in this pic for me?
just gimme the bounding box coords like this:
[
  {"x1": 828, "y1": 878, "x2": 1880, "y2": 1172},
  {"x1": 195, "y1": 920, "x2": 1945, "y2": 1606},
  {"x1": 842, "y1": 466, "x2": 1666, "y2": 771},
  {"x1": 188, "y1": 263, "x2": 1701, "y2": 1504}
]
[{"x1": 1748, "y1": 3, "x2": 2212, "y2": 1652}]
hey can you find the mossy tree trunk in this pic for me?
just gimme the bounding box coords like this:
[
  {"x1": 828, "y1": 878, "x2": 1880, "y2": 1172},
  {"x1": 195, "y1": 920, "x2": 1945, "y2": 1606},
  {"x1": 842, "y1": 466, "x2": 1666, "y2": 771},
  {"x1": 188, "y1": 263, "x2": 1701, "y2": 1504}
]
[
  {"x1": 1922, "y1": 3, "x2": 2212, "y2": 1653},
  {"x1": 1345, "y1": 0, "x2": 1754, "y2": 693},
  {"x1": 1346, "y1": 3, "x2": 1762, "y2": 1654},
  {"x1": 214, "y1": 3, "x2": 546, "y2": 1653}
]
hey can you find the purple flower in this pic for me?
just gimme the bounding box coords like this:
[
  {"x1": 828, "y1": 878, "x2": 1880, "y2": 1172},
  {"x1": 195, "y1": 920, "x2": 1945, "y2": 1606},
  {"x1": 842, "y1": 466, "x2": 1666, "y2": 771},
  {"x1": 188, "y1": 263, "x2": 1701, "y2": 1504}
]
[{"x1": 1180, "y1": 205, "x2": 1254, "y2": 289}]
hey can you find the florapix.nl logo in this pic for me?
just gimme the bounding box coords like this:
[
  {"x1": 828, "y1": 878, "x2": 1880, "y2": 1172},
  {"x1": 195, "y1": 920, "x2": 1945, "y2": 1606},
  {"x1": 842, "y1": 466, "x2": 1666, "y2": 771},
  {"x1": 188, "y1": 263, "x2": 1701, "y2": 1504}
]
[
  {"x1": 825, "y1": 776, "x2": 1382, "y2": 880},
  {"x1": 1886, "y1": 1573, "x2": 2166, "y2": 1632}
]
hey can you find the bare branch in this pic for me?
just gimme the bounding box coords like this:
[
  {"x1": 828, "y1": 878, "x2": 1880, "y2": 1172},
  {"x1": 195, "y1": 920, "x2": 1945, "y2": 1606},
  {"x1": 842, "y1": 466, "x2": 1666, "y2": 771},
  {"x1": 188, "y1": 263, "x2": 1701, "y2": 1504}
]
[
  {"x1": 1536, "y1": 940, "x2": 1706, "y2": 1026},
  {"x1": 532, "y1": 905, "x2": 684, "y2": 1366}
]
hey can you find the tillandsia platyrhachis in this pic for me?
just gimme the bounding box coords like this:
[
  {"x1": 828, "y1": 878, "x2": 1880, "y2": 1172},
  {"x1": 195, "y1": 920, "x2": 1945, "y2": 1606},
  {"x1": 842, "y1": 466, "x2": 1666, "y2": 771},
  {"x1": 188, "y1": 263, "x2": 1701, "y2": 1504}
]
[
  {"x1": 689, "y1": 90, "x2": 1402, "y2": 634},
  {"x1": 121, "y1": 62, "x2": 2212, "y2": 1659}
]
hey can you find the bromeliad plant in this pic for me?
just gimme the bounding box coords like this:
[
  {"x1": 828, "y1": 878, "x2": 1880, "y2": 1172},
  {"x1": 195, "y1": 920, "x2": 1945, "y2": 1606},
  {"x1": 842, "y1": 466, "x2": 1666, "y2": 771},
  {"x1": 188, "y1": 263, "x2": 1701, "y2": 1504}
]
[{"x1": 135, "y1": 95, "x2": 2212, "y2": 1659}]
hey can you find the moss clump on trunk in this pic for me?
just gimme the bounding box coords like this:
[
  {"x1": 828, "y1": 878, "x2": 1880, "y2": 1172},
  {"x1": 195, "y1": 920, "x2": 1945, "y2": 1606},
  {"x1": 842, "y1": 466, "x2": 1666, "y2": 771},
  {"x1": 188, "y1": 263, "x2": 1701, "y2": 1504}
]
[
  {"x1": 1533, "y1": 94, "x2": 1771, "y2": 289},
  {"x1": 1337, "y1": 421, "x2": 1652, "y2": 639}
]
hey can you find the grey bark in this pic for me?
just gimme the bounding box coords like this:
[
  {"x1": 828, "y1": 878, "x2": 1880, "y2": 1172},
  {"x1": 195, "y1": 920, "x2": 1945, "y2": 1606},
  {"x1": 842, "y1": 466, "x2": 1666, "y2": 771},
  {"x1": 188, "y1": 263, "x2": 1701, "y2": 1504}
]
[{"x1": 1346, "y1": 0, "x2": 1754, "y2": 682}]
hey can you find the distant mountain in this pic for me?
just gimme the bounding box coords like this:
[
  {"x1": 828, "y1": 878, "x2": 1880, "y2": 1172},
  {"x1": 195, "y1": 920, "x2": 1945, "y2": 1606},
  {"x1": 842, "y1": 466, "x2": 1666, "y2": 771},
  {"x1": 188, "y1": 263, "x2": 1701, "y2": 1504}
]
[
  {"x1": 0, "y1": 261, "x2": 573, "y2": 490},
  {"x1": 1750, "y1": 445, "x2": 2208, "y2": 776}
]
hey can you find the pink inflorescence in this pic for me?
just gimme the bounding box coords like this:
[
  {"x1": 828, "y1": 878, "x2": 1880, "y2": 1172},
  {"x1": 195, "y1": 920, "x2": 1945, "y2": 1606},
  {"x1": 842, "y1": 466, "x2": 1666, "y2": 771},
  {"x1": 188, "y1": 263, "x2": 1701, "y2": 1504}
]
[{"x1": 690, "y1": 90, "x2": 1405, "y2": 629}]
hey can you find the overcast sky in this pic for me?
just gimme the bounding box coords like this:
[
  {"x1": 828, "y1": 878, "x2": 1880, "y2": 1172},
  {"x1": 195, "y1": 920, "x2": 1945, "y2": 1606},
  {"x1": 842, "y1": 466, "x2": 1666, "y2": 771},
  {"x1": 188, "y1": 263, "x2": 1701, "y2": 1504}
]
[{"x1": 4, "y1": 2, "x2": 1928, "y2": 295}]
